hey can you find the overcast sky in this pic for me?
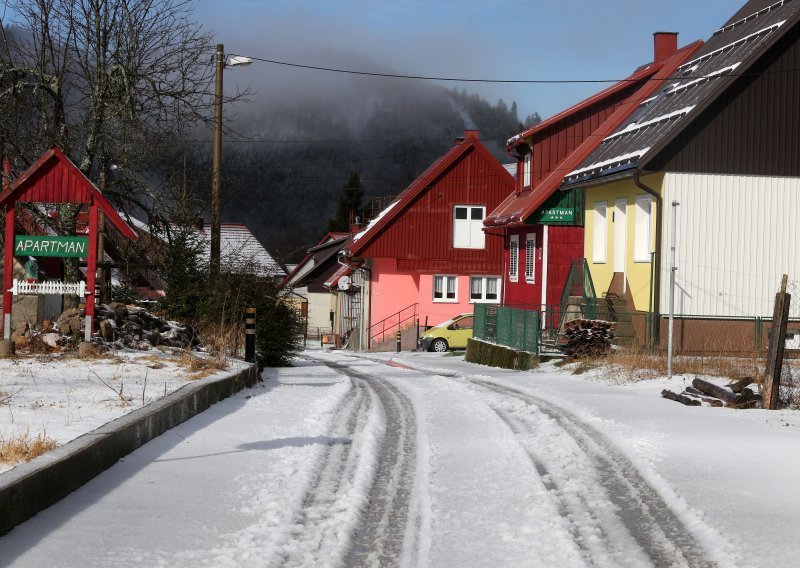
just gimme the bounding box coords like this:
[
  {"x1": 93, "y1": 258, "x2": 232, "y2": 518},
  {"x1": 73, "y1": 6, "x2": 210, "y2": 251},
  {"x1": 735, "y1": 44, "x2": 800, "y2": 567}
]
[{"x1": 195, "y1": 0, "x2": 746, "y2": 121}]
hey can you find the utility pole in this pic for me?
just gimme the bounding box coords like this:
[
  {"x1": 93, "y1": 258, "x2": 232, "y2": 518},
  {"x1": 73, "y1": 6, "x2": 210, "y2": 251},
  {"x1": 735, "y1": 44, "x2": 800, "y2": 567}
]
[{"x1": 211, "y1": 43, "x2": 224, "y2": 278}]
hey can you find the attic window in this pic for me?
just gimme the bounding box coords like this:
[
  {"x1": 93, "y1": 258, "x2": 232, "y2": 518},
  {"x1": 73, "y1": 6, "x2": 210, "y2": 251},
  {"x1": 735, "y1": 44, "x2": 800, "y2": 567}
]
[{"x1": 453, "y1": 206, "x2": 486, "y2": 249}]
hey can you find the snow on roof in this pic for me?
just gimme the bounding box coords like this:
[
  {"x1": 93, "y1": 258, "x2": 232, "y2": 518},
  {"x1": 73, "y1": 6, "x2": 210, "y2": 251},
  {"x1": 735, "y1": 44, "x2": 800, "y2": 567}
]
[
  {"x1": 602, "y1": 107, "x2": 696, "y2": 142},
  {"x1": 351, "y1": 200, "x2": 399, "y2": 243},
  {"x1": 199, "y1": 223, "x2": 284, "y2": 277},
  {"x1": 566, "y1": 148, "x2": 652, "y2": 179},
  {"x1": 563, "y1": 0, "x2": 800, "y2": 185}
]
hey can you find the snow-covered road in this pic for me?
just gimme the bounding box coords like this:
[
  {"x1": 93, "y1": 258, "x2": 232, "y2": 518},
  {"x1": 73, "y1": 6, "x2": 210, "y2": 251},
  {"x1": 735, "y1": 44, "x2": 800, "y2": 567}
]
[{"x1": 2, "y1": 349, "x2": 799, "y2": 567}]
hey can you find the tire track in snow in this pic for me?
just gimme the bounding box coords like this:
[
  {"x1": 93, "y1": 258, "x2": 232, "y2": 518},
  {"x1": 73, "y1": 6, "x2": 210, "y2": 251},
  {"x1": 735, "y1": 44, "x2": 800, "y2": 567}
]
[
  {"x1": 329, "y1": 361, "x2": 418, "y2": 568},
  {"x1": 276, "y1": 367, "x2": 375, "y2": 568},
  {"x1": 472, "y1": 378, "x2": 717, "y2": 568},
  {"x1": 292, "y1": 356, "x2": 418, "y2": 568}
]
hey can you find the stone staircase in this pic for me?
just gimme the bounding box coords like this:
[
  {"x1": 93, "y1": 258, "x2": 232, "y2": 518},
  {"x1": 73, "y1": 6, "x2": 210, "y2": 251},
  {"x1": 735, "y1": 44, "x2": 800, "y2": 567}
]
[
  {"x1": 369, "y1": 321, "x2": 420, "y2": 352},
  {"x1": 604, "y1": 295, "x2": 637, "y2": 347}
]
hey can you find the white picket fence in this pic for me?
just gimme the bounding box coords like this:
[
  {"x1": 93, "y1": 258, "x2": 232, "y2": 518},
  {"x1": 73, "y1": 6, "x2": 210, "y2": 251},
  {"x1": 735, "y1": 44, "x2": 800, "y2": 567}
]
[{"x1": 9, "y1": 279, "x2": 87, "y2": 297}]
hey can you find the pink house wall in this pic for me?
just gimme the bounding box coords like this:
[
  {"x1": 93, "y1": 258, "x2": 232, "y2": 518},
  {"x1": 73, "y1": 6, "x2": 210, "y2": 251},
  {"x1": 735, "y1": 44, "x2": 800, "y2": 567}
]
[{"x1": 369, "y1": 256, "x2": 488, "y2": 333}]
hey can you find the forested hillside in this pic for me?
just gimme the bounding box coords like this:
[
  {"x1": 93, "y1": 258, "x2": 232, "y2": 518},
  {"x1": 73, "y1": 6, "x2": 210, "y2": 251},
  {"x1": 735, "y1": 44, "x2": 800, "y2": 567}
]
[{"x1": 165, "y1": 83, "x2": 540, "y2": 262}]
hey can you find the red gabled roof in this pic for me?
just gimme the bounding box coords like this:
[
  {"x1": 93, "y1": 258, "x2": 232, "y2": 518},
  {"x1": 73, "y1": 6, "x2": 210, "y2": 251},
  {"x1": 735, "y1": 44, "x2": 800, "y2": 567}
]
[
  {"x1": 486, "y1": 40, "x2": 703, "y2": 229},
  {"x1": 343, "y1": 131, "x2": 513, "y2": 257},
  {"x1": 506, "y1": 63, "x2": 662, "y2": 151},
  {"x1": 0, "y1": 147, "x2": 137, "y2": 239}
]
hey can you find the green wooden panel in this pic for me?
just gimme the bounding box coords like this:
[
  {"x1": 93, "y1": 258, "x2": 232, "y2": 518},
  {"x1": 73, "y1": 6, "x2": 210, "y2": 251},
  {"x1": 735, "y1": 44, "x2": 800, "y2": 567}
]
[{"x1": 526, "y1": 188, "x2": 584, "y2": 226}]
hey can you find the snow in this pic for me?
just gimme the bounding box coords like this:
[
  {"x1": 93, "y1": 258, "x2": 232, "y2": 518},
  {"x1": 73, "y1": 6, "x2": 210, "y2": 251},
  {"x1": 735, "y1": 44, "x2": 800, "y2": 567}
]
[
  {"x1": 566, "y1": 148, "x2": 652, "y2": 179},
  {"x1": 351, "y1": 200, "x2": 399, "y2": 243},
  {"x1": 1, "y1": 348, "x2": 799, "y2": 567},
  {"x1": 603, "y1": 106, "x2": 696, "y2": 141},
  {"x1": 0, "y1": 351, "x2": 247, "y2": 474}
]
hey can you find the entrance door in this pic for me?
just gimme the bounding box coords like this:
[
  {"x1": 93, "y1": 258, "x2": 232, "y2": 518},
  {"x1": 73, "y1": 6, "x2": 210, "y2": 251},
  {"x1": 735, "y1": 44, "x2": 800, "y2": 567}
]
[{"x1": 613, "y1": 198, "x2": 627, "y2": 274}]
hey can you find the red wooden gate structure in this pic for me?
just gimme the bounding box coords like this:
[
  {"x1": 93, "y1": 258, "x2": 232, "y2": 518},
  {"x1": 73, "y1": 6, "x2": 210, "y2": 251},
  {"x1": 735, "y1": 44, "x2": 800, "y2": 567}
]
[{"x1": 0, "y1": 147, "x2": 137, "y2": 340}]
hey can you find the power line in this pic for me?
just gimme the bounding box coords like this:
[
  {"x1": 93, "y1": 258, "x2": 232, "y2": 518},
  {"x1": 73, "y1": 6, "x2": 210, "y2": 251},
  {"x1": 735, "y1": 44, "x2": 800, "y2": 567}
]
[{"x1": 229, "y1": 53, "x2": 800, "y2": 84}]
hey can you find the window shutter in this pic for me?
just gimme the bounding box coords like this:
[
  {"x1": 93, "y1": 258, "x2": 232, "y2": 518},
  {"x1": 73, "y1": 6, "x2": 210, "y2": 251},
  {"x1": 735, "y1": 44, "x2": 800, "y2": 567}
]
[
  {"x1": 634, "y1": 195, "x2": 652, "y2": 262},
  {"x1": 593, "y1": 202, "x2": 607, "y2": 263}
]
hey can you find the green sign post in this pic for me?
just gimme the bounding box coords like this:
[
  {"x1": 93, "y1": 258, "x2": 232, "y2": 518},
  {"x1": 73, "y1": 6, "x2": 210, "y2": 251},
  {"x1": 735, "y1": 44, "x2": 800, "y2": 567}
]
[{"x1": 14, "y1": 236, "x2": 89, "y2": 258}]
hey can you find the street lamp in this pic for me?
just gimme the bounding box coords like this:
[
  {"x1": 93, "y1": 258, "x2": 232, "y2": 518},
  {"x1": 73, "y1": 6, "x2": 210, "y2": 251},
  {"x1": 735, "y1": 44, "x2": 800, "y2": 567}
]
[{"x1": 211, "y1": 43, "x2": 252, "y2": 277}]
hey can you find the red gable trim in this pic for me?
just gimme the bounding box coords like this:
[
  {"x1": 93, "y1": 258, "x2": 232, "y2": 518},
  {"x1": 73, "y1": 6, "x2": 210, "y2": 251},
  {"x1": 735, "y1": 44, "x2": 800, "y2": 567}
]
[
  {"x1": 344, "y1": 136, "x2": 513, "y2": 257},
  {"x1": 506, "y1": 64, "x2": 662, "y2": 150},
  {"x1": 486, "y1": 41, "x2": 703, "y2": 229},
  {"x1": 0, "y1": 147, "x2": 137, "y2": 240}
]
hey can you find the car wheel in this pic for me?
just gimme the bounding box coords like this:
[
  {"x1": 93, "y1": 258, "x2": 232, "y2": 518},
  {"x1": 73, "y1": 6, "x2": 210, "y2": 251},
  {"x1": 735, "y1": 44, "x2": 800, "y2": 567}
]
[{"x1": 431, "y1": 338, "x2": 448, "y2": 352}]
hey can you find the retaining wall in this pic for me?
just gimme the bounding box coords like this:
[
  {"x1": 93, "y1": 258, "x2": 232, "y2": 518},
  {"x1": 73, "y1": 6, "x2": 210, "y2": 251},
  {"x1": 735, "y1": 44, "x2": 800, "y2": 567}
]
[{"x1": 0, "y1": 363, "x2": 258, "y2": 536}]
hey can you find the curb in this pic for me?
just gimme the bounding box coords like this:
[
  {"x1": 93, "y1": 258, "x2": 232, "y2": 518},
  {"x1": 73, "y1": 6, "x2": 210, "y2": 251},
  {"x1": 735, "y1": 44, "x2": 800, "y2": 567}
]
[{"x1": 0, "y1": 363, "x2": 258, "y2": 536}]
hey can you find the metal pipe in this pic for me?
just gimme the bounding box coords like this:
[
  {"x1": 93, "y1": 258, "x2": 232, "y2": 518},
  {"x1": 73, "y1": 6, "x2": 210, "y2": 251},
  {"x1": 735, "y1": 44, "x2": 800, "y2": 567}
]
[
  {"x1": 668, "y1": 200, "x2": 679, "y2": 379},
  {"x1": 634, "y1": 171, "x2": 663, "y2": 347}
]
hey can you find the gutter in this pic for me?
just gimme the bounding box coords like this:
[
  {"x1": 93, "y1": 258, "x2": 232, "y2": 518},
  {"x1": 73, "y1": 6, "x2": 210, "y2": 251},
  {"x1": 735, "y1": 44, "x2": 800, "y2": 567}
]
[{"x1": 633, "y1": 171, "x2": 662, "y2": 344}]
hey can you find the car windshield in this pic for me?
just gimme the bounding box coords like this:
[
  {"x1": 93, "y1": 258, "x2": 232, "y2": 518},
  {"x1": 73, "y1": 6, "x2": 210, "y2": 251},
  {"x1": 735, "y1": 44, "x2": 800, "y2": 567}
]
[{"x1": 434, "y1": 315, "x2": 468, "y2": 328}]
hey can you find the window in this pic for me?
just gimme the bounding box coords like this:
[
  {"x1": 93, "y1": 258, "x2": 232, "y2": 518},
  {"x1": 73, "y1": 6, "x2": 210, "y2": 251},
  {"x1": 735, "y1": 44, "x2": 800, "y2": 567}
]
[
  {"x1": 433, "y1": 275, "x2": 458, "y2": 302},
  {"x1": 509, "y1": 234, "x2": 519, "y2": 282},
  {"x1": 453, "y1": 206, "x2": 486, "y2": 249},
  {"x1": 592, "y1": 201, "x2": 607, "y2": 263},
  {"x1": 525, "y1": 233, "x2": 536, "y2": 283},
  {"x1": 634, "y1": 195, "x2": 653, "y2": 262},
  {"x1": 470, "y1": 276, "x2": 501, "y2": 303},
  {"x1": 523, "y1": 153, "x2": 531, "y2": 188}
]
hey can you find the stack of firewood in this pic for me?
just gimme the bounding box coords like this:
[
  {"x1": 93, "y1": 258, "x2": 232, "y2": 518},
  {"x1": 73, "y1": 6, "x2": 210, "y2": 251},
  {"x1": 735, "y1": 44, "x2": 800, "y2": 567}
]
[
  {"x1": 563, "y1": 319, "x2": 616, "y2": 358},
  {"x1": 661, "y1": 377, "x2": 760, "y2": 408}
]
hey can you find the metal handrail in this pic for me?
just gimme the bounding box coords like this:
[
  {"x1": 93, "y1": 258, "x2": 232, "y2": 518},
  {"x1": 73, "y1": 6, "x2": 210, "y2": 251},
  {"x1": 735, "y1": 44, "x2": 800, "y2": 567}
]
[
  {"x1": 559, "y1": 258, "x2": 598, "y2": 319},
  {"x1": 368, "y1": 302, "x2": 419, "y2": 344}
]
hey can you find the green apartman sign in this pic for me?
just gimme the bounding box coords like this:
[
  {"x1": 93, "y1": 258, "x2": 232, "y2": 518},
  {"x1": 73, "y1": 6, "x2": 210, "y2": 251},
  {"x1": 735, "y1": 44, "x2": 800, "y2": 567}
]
[
  {"x1": 539, "y1": 207, "x2": 575, "y2": 223},
  {"x1": 14, "y1": 236, "x2": 89, "y2": 258}
]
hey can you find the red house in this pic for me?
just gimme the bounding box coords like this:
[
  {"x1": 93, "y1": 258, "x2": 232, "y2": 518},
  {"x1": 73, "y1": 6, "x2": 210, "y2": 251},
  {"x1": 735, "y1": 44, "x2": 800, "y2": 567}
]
[
  {"x1": 338, "y1": 130, "x2": 514, "y2": 349},
  {"x1": 484, "y1": 33, "x2": 702, "y2": 321}
]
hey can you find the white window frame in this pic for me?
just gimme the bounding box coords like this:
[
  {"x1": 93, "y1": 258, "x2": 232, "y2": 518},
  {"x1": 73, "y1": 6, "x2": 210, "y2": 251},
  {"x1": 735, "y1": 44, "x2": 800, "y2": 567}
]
[
  {"x1": 509, "y1": 234, "x2": 519, "y2": 282},
  {"x1": 592, "y1": 201, "x2": 607, "y2": 263},
  {"x1": 634, "y1": 194, "x2": 653, "y2": 263},
  {"x1": 433, "y1": 274, "x2": 458, "y2": 303},
  {"x1": 453, "y1": 205, "x2": 486, "y2": 249},
  {"x1": 523, "y1": 153, "x2": 531, "y2": 188},
  {"x1": 469, "y1": 276, "x2": 501, "y2": 303},
  {"x1": 525, "y1": 233, "x2": 536, "y2": 283}
]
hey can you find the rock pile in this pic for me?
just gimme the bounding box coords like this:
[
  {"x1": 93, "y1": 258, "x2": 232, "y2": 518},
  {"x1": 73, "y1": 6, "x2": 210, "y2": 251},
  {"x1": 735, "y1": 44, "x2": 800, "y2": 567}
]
[
  {"x1": 93, "y1": 302, "x2": 200, "y2": 350},
  {"x1": 9, "y1": 303, "x2": 201, "y2": 352}
]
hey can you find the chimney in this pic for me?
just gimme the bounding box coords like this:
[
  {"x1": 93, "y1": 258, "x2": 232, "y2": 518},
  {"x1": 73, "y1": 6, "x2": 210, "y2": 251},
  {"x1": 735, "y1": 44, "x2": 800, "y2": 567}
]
[
  {"x1": 350, "y1": 216, "x2": 361, "y2": 235},
  {"x1": 456, "y1": 130, "x2": 479, "y2": 145},
  {"x1": 653, "y1": 32, "x2": 678, "y2": 63}
]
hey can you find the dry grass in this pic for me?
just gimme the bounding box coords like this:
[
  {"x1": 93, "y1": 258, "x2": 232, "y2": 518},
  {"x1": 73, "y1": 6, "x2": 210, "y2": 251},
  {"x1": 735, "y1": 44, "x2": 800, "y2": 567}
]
[
  {"x1": 596, "y1": 347, "x2": 761, "y2": 384},
  {"x1": 0, "y1": 429, "x2": 58, "y2": 464},
  {"x1": 177, "y1": 351, "x2": 228, "y2": 379},
  {"x1": 197, "y1": 322, "x2": 244, "y2": 359}
]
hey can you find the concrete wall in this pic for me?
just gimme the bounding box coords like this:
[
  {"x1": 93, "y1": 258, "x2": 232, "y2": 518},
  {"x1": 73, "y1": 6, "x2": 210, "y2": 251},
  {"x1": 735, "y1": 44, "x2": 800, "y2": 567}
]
[{"x1": 0, "y1": 363, "x2": 257, "y2": 536}]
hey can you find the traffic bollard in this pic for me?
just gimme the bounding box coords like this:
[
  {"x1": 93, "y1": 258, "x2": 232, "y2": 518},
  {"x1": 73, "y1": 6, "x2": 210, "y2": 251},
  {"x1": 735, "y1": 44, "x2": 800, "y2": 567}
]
[{"x1": 245, "y1": 304, "x2": 256, "y2": 363}]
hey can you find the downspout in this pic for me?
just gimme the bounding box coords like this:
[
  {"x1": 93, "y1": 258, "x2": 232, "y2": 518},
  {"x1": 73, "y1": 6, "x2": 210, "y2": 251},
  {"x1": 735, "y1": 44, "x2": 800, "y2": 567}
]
[{"x1": 634, "y1": 171, "x2": 662, "y2": 346}]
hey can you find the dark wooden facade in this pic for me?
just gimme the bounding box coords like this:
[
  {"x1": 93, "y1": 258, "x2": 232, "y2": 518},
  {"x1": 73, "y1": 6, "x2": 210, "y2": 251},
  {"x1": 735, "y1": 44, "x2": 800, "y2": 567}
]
[{"x1": 649, "y1": 21, "x2": 800, "y2": 176}]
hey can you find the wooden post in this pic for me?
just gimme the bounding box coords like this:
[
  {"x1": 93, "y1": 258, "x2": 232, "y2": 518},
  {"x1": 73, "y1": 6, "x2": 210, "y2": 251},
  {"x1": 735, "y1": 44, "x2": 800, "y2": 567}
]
[
  {"x1": 2, "y1": 202, "x2": 15, "y2": 340},
  {"x1": 85, "y1": 201, "x2": 99, "y2": 341},
  {"x1": 764, "y1": 274, "x2": 791, "y2": 410}
]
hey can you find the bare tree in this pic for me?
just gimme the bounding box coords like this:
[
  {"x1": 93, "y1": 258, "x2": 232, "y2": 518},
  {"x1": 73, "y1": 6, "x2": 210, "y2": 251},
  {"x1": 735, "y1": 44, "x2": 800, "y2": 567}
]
[{"x1": 0, "y1": 0, "x2": 238, "y2": 302}]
